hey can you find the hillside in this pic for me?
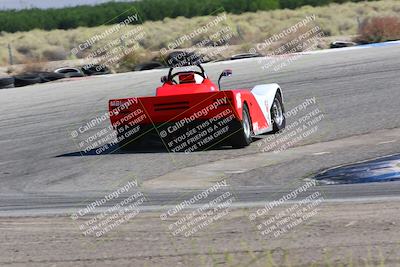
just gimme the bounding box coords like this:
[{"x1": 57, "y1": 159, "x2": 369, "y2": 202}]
[
  {"x1": 0, "y1": 0, "x2": 377, "y2": 32},
  {"x1": 0, "y1": 0, "x2": 399, "y2": 70}
]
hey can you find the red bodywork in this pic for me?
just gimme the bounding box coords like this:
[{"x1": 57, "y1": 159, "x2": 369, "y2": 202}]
[{"x1": 109, "y1": 74, "x2": 270, "y2": 148}]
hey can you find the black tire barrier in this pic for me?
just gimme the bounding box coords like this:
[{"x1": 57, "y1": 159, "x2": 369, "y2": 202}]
[
  {"x1": 230, "y1": 53, "x2": 261, "y2": 60},
  {"x1": 36, "y1": 72, "x2": 66, "y2": 83},
  {"x1": 0, "y1": 77, "x2": 15, "y2": 89},
  {"x1": 13, "y1": 74, "x2": 41, "y2": 87},
  {"x1": 81, "y1": 65, "x2": 111, "y2": 76},
  {"x1": 134, "y1": 61, "x2": 165, "y2": 71},
  {"x1": 54, "y1": 67, "x2": 85, "y2": 78},
  {"x1": 330, "y1": 41, "x2": 357, "y2": 49}
]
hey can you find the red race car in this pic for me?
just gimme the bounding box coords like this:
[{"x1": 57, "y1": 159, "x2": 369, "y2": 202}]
[{"x1": 109, "y1": 64, "x2": 285, "y2": 152}]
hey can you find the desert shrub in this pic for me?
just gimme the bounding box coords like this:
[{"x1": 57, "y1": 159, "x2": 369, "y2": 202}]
[
  {"x1": 19, "y1": 61, "x2": 46, "y2": 73},
  {"x1": 116, "y1": 48, "x2": 150, "y2": 72},
  {"x1": 16, "y1": 45, "x2": 31, "y2": 55},
  {"x1": 42, "y1": 47, "x2": 68, "y2": 61},
  {"x1": 271, "y1": 24, "x2": 322, "y2": 54},
  {"x1": 356, "y1": 16, "x2": 400, "y2": 43},
  {"x1": 6, "y1": 66, "x2": 15, "y2": 74}
]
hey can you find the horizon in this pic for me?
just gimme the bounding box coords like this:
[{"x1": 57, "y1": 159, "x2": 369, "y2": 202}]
[{"x1": 0, "y1": 0, "x2": 136, "y2": 10}]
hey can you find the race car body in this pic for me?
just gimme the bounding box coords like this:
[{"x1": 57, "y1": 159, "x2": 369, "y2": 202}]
[{"x1": 109, "y1": 64, "x2": 285, "y2": 151}]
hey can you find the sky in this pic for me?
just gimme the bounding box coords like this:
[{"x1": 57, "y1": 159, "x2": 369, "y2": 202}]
[{"x1": 0, "y1": 0, "x2": 136, "y2": 10}]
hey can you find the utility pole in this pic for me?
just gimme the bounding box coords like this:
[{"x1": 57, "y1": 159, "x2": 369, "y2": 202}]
[{"x1": 8, "y1": 43, "x2": 13, "y2": 65}]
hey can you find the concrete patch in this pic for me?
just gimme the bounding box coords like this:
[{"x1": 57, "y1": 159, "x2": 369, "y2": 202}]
[{"x1": 144, "y1": 128, "x2": 400, "y2": 189}]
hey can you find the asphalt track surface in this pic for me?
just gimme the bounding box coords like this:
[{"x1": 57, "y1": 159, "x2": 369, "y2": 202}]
[{"x1": 1, "y1": 44, "x2": 400, "y2": 216}]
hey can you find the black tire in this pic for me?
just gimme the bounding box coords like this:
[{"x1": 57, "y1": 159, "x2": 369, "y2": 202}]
[
  {"x1": 230, "y1": 52, "x2": 261, "y2": 60},
  {"x1": 36, "y1": 72, "x2": 65, "y2": 83},
  {"x1": 134, "y1": 61, "x2": 165, "y2": 71},
  {"x1": 13, "y1": 74, "x2": 41, "y2": 87},
  {"x1": 63, "y1": 72, "x2": 85, "y2": 78},
  {"x1": 271, "y1": 93, "x2": 286, "y2": 133},
  {"x1": 81, "y1": 65, "x2": 111, "y2": 76},
  {"x1": 0, "y1": 77, "x2": 14, "y2": 89},
  {"x1": 231, "y1": 104, "x2": 253, "y2": 148},
  {"x1": 54, "y1": 67, "x2": 84, "y2": 78}
]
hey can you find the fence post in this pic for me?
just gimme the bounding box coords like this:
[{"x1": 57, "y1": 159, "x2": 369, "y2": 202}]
[{"x1": 8, "y1": 43, "x2": 14, "y2": 65}]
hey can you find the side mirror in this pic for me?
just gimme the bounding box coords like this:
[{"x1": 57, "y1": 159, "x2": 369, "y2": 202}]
[
  {"x1": 161, "y1": 75, "x2": 168, "y2": 83},
  {"x1": 218, "y1": 69, "x2": 232, "y2": 90}
]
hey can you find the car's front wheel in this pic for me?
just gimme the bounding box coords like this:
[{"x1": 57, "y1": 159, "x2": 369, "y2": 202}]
[{"x1": 271, "y1": 93, "x2": 285, "y2": 133}]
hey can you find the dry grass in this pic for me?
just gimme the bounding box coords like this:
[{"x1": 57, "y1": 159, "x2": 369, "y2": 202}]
[
  {"x1": 0, "y1": 0, "x2": 399, "y2": 68},
  {"x1": 19, "y1": 60, "x2": 46, "y2": 73}
]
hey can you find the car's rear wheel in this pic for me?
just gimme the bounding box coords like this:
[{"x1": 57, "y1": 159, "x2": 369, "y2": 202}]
[
  {"x1": 231, "y1": 104, "x2": 252, "y2": 148},
  {"x1": 271, "y1": 93, "x2": 285, "y2": 133}
]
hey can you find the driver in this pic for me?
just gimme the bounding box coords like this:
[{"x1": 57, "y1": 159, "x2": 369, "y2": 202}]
[{"x1": 168, "y1": 64, "x2": 207, "y2": 85}]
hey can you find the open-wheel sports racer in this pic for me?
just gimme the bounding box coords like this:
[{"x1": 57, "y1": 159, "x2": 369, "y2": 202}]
[{"x1": 109, "y1": 63, "x2": 285, "y2": 151}]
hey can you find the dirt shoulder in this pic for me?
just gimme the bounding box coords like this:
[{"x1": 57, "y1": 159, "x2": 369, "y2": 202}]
[{"x1": 1, "y1": 200, "x2": 399, "y2": 266}]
